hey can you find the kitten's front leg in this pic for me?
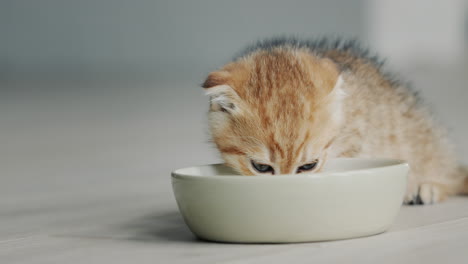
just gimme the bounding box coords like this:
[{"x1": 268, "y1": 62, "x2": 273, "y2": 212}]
[{"x1": 404, "y1": 176, "x2": 448, "y2": 205}]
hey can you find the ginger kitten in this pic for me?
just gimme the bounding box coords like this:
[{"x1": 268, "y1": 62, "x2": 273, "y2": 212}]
[{"x1": 202, "y1": 38, "x2": 467, "y2": 205}]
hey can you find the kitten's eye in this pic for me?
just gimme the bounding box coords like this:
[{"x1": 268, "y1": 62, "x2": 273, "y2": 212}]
[
  {"x1": 251, "y1": 160, "x2": 274, "y2": 174},
  {"x1": 297, "y1": 160, "x2": 319, "y2": 173}
]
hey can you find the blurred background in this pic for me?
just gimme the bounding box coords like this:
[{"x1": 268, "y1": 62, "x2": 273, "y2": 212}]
[{"x1": 1, "y1": 0, "x2": 467, "y2": 217}]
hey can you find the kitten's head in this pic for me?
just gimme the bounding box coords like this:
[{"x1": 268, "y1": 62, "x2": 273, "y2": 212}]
[{"x1": 203, "y1": 48, "x2": 345, "y2": 175}]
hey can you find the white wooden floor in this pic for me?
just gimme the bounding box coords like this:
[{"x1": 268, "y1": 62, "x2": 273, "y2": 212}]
[{"x1": 1, "y1": 67, "x2": 467, "y2": 263}]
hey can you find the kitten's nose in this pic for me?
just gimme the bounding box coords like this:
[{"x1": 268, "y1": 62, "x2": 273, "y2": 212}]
[{"x1": 279, "y1": 165, "x2": 295, "y2": 175}]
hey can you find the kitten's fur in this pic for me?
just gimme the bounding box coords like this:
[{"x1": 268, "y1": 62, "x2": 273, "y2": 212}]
[{"x1": 202, "y1": 38, "x2": 467, "y2": 205}]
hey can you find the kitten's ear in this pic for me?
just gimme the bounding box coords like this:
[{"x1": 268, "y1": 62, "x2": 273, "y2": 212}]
[
  {"x1": 314, "y1": 59, "x2": 346, "y2": 123},
  {"x1": 331, "y1": 74, "x2": 346, "y2": 98},
  {"x1": 310, "y1": 58, "x2": 344, "y2": 96},
  {"x1": 202, "y1": 70, "x2": 230, "y2": 89},
  {"x1": 202, "y1": 71, "x2": 240, "y2": 114}
]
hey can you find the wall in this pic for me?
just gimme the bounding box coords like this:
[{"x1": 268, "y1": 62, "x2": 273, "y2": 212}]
[{"x1": 0, "y1": 0, "x2": 366, "y2": 80}]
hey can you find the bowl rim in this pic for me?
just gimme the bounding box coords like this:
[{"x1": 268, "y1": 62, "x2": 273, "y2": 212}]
[{"x1": 171, "y1": 158, "x2": 409, "y2": 180}]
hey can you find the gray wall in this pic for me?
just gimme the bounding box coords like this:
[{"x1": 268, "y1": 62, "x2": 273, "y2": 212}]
[{"x1": 0, "y1": 0, "x2": 365, "y2": 80}]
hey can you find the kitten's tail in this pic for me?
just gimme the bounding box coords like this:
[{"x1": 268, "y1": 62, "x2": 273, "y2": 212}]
[{"x1": 458, "y1": 165, "x2": 468, "y2": 195}]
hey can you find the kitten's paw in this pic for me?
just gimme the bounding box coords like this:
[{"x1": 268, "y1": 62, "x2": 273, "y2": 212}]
[{"x1": 403, "y1": 182, "x2": 447, "y2": 205}]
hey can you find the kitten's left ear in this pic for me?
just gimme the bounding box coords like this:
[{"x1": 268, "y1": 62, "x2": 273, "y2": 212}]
[
  {"x1": 311, "y1": 58, "x2": 346, "y2": 122},
  {"x1": 202, "y1": 71, "x2": 240, "y2": 114},
  {"x1": 313, "y1": 58, "x2": 345, "y2": 96}
]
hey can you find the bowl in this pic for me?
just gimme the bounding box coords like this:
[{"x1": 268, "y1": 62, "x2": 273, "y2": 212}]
[{"x1": 171, "y1": 158, "x2": 409, "y2": 243}]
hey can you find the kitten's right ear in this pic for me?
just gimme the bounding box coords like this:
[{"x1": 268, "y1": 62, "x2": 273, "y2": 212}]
[
  {"x1": 202, "y1": 70, "x2": 230, "y2": 89},
  {"x1": 202, "y1": 71, "x2": 240, "y2": 114}
]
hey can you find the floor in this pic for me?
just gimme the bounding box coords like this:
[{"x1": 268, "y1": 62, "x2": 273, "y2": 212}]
[{"x1": 1, "y1": 65, "x2": 467, "y2": 263}]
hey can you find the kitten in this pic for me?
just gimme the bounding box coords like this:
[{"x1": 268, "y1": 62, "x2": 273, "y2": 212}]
[{"x1": 202, "y1": 38, "x2": 467, "y2": 205}]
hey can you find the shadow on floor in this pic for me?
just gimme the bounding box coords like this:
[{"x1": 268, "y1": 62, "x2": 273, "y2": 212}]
[{"x1": 121, "y1": 210, "x2": 201, "y2": 243}]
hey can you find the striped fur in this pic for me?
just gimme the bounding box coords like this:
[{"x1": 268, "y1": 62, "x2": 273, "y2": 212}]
[{"x1": 202, "y1": 37, "x2": 466, "y2": 205}]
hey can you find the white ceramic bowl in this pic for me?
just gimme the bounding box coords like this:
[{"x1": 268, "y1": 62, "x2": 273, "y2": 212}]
[{"x1": 171, "y1": 158, "x2": 409, "y2": 243}]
